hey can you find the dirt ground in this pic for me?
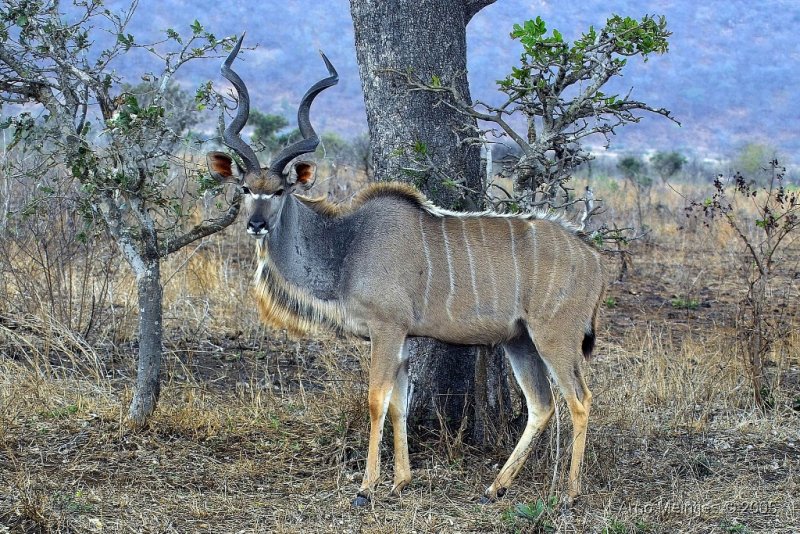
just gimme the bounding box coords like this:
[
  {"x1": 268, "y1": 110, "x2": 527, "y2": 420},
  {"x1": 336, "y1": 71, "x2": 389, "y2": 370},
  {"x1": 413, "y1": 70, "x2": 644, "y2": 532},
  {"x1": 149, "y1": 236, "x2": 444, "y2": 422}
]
[{"x1": 1, "y1": 184, "x2": 799, "y2": 533}]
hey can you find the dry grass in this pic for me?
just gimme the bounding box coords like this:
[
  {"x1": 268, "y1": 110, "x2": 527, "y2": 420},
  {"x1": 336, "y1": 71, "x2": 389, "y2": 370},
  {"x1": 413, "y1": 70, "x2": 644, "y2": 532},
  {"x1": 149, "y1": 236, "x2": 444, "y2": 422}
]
[{"x1": 1, "y1": 178, "x2": 799, "y2": 533}]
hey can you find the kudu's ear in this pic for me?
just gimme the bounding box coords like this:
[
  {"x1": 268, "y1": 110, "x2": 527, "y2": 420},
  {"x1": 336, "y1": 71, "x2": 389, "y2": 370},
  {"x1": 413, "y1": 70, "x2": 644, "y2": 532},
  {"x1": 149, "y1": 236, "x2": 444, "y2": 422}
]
[
  {"x1": 206, "y1": 151, "x2": 244, "y2": 184},
  {"x1": 287, "y1": 161, "x2": 316, "y2": 191}
]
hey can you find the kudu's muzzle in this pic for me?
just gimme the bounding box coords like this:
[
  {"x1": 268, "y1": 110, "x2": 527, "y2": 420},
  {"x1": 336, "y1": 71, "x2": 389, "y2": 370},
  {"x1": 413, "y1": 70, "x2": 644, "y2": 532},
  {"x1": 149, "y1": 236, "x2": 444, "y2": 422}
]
[{"x1": 247, "y1": 217, "x2": 268, "y2": 236}]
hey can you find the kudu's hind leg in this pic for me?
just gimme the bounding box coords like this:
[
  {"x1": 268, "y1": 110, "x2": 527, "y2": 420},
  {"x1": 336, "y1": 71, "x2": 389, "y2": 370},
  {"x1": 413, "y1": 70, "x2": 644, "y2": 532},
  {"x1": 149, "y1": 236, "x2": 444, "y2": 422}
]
[
  {"x1": 485, "y1": 332, "x2": 555, "y2": 501},
  {"x1": 531, "y1": 327, "x2": 592, "y2": 501},
  {"x1": 353, "y1": 326, "x2": 407, "y2": 506},
  {"x1": 388, "y1": 353, "x2": 411, "y2": 495}
]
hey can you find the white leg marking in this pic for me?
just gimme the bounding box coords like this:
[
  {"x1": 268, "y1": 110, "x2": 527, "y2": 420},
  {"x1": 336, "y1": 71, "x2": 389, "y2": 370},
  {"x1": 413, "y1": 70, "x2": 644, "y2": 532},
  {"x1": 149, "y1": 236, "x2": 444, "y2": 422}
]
[
  {"x1": 507, "y1": 352, "x2": 534, "y2": 418},
  {"x1": 441, "y1": 218, "x2": 455, "y2": 320},
  {"x1": 478, "y1": 218, "x2": 499, "y2": 311},
  {"x1": 461, "y1": 219, "x2": 479, "y2": 314},
  {"x1": 506, "y1": 218, "x2": 521, "y2": 319},
  {"x1": 376, "y1": 387, "x2": 393, "y2": 445},
  {"x1": 418, "y1": 212, "x2": 433, "y2": 314}
]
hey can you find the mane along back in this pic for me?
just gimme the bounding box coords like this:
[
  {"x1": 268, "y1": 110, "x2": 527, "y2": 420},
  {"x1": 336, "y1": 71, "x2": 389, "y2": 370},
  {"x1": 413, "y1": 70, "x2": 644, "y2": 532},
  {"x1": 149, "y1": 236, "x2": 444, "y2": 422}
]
[
  {"x1": 298, "y1": 182, "x2": 428, "y2": 217},
  {"x1": 300, "y1": 181, "x2": 583, "y2": 233}
]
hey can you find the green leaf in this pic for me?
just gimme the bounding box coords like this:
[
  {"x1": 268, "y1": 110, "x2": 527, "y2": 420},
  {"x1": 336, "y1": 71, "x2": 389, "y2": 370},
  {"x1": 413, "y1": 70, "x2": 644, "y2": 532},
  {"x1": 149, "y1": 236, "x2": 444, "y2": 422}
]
[
  {"x1": 117, "y1": 33, "x2": 134, "y2": 50},
  {"x1": 166, "y1": 28, "x2": 182, "y2": 44},
  {"x1": 15, "y1": 15, "x2": 28, "y2": 27},
  {"x1": 191, "y1": 19, "x2": 203, "y2": 35}
]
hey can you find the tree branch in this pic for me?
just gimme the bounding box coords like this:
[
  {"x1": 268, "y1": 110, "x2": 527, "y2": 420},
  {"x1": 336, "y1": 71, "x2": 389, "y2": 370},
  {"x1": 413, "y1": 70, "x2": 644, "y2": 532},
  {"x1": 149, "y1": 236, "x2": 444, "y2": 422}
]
[
  {"x1": 464, "y1": 0, "x2": 496, "y2": 24},
  {"x1": 159, "y1": 192, "x2": 242, "y2": 257}
]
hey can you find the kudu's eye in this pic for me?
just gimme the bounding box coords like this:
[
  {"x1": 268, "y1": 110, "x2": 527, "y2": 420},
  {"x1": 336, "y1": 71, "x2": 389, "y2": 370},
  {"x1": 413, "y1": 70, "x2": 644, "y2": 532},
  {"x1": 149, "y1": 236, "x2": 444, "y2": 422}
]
[
  {"x1": 241, "y1": 186, "x2": 251, "y2": 195},
  {"x1": 274, "y1": 189, "x2": 284, "y2": 197}
]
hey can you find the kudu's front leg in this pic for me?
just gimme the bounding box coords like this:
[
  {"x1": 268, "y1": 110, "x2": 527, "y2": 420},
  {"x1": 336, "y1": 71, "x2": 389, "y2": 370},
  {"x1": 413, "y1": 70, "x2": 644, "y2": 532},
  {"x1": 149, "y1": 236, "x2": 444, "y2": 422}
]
[{"x1": 352, "y1": 326, "x2": 407, "y2": 506}]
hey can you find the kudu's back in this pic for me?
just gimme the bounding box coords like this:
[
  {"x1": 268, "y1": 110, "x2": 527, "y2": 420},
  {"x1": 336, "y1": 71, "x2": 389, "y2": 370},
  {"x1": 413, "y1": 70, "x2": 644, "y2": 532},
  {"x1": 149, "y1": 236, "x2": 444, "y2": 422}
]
[{"x1": 340, "y1": 189, "x2": 605, "y2": 347}]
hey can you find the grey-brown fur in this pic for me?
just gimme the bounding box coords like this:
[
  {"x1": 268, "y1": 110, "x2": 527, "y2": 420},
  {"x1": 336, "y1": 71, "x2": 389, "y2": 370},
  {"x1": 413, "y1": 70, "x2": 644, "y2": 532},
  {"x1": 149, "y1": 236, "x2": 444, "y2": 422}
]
[
  {"x1": 208, "y1": 39, "x2": 605, "y2": 505},
  {"x1": 240, "y1": 180, "x2": 605, "y2": 504}
]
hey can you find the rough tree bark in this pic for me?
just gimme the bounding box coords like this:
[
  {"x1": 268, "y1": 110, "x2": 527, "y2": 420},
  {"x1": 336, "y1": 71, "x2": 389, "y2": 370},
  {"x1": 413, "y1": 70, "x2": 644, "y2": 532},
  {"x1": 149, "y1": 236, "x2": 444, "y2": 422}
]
[
  {"x1": 350, "y1": 0, "x2": 512, "y2": 445},
  {"x1": 128, "y1": 256, "x2": 163, "y2": 424}
]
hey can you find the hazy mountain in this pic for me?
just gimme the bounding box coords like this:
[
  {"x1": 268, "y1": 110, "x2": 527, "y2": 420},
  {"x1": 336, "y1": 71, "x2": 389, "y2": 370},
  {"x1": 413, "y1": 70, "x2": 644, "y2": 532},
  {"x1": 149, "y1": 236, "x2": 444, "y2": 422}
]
[{"x1": 108, "y1": 0, "x2": 800, "y2": 160}]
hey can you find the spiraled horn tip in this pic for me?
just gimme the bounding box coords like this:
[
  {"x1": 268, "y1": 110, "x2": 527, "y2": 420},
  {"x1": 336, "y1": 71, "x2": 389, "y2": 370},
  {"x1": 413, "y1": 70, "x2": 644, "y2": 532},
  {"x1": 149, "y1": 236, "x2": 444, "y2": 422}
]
[
  {"x1": 223, "y1": 33, "x2": 246, "y2": 69},
  {"x1": 318, "y1": 50, "x2": 338, "y2": 80}
]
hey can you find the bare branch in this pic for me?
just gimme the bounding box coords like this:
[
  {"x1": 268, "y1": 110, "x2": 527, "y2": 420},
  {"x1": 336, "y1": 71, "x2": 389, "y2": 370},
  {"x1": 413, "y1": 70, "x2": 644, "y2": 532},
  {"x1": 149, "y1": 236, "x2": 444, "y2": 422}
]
[
  {"x1": 159, "y1": 193, "x2": 242, "y2": 257},
  {"x1": 464, "y1": 0, "x2": 497, "y2": 23}
]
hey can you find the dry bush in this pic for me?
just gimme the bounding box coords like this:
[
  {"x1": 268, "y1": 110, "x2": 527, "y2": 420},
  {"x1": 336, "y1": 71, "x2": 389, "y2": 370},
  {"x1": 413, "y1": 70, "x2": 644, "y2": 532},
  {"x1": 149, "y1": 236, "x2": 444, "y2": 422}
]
[{"x1": 1, "y1": 169, "x2": 798, "y2": 532}]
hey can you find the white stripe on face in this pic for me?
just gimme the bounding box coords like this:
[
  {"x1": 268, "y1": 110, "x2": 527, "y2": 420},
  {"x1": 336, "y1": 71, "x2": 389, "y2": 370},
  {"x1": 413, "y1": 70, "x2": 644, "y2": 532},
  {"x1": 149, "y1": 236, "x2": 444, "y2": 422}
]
[{"x1": 251, "y1": 193, "x2": 275, "y2": 200}]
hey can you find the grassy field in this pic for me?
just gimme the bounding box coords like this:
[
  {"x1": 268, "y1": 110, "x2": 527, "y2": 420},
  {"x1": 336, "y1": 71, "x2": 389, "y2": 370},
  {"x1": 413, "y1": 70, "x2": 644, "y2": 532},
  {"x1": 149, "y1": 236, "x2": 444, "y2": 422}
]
[{"x1": 1, "y1": 177, "x2": 798, "y2": 533}]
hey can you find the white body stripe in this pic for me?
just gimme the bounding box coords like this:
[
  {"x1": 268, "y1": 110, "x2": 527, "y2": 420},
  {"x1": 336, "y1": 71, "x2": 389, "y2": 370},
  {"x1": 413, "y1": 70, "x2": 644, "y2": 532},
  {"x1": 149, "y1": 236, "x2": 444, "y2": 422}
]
[
  {"x1": 441, "y1": 218, "x2": 455, "y2": 320},
  {"x1": 542, "y1": 228, "x2": 558, "y2": 315},
  {"x1": 478, "y1": 218, "x2": 499, "y2": 311},
  {"x1": 418, "y1": 212, "x2": 433, "y2": 314},
  {"x1": 461, "y1": 219, "x2": 479, "y2": 313},
  {"x1": 528, "y1": 223, "x2": 538, "y2": 312},
  {"x1": 506, "y1": 218, "x2": 520, "y2": 318}
]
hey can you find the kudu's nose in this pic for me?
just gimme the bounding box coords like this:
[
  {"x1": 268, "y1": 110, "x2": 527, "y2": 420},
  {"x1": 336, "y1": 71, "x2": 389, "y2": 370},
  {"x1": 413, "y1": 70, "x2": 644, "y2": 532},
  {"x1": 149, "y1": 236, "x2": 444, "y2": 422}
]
[{"x1": 248, "y1": 219, "x2": 267, "y2": 235}]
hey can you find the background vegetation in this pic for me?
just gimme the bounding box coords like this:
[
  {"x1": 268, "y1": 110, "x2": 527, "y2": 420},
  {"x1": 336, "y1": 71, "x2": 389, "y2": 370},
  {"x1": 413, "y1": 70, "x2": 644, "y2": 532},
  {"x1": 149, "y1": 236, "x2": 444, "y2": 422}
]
[
  {"x1": 1, "y1": 1, "x2": 798, "y2": 533},
  {"x1": 2, "y1": 125, "x2": 798, "y2": 533},
  {"x1": 75, "y1": 0, "x2": 800, "y2": 159}
]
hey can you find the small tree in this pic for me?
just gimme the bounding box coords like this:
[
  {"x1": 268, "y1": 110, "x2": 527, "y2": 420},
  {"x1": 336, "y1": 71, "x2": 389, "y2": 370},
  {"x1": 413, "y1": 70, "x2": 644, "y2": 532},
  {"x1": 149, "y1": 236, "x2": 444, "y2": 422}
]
[
  {"x1": 249, "y1": 111, "x2": 288, "y2": 149},
  {"x1": 249, "y1": 110, "x2": 303, "y2": 154},
  {"x1": 618, "y1": 156, "x2": 646, "y2": 182},
  {"x1": 0, "y1": 1, "x2": 240, "y2": 425},
  {"x1": 689, "y1": 162, "x2": 799, "y2": 410},
  {"x1": 350, "y1": 132, "x2": 374, "y2": 179},
  {"x1": 651, "y1": 150, "x2": 686, "y2": 184},
  {"x1": 400, "y1": 14, "x2": 677, "y2": 213},
  {"x1": 618, "y1": 155, "x2": 652, "y2": 231},
  {"x1": 318, "y1": 132, "x2": 351, "y2": 160},
  {"x1": 734, "y1": 142, "x2": 776, "y2": 178}
]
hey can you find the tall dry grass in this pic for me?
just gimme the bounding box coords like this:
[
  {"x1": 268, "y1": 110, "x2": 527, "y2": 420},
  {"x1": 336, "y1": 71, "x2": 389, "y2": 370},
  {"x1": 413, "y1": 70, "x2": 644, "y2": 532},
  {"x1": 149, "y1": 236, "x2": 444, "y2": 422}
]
[{"x1": 1, "y1": 169, "x2": 798, "y2": 532}]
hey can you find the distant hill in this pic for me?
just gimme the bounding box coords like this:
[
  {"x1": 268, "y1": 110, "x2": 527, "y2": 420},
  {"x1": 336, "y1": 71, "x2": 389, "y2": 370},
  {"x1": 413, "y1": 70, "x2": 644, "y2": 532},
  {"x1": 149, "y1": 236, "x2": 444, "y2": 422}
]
[{"x1": 106, "y1": 0, "x2": 800, "y2": 161}]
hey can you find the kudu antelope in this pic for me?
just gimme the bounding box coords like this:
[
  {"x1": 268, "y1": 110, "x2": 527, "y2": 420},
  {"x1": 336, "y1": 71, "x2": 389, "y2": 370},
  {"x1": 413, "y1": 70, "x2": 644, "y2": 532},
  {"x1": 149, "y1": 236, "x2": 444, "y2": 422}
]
[{"x1": 208, "y1": 36, "x2": 605, "y2": 506}]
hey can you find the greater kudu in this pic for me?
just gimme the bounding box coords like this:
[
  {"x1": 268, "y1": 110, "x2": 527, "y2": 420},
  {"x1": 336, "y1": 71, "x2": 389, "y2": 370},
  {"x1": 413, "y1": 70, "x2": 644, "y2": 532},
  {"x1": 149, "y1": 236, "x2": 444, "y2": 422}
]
[{"x1": 208, "y1": 36, "x2": 606, "y2": 506}]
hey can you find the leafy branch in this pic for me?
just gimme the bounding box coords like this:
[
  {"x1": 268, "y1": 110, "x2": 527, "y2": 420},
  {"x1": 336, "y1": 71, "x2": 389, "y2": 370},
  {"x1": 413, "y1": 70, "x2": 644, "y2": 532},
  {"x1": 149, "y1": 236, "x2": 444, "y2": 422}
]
[{"x1": 387, "y1": 14, "x2": 678, "y2": 218}]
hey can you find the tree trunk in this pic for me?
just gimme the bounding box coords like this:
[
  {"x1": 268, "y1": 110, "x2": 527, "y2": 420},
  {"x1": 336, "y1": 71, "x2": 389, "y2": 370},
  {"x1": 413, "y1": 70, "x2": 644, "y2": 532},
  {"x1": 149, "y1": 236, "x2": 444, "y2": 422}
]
[
  {"x1": 350, "y1": 0, "x2": 510, "y2": 445},
  {"x1": 747, "y1": 276, "x2": 767, "y2": 410},
  {"x1": 127, "y1": 255, "x2": 163, "y2": 426}
]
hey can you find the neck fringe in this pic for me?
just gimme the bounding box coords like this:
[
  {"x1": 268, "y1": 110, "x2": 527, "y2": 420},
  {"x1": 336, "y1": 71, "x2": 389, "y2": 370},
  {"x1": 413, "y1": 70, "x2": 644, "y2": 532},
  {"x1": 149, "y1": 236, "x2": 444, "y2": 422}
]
[{"x1": 252, "y1": 242, "x2": 349, "y2": 338}]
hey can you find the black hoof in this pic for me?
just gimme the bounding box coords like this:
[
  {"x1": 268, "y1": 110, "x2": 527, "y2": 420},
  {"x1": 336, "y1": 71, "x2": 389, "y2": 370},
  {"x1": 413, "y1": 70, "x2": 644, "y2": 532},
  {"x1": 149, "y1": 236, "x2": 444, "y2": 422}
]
[
  {"x1": 351, "y1": 494, "x2": 370, "y2": 507},
  {"x1": 478, "y1": 487, "x2": 506, "y2": 504}
]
